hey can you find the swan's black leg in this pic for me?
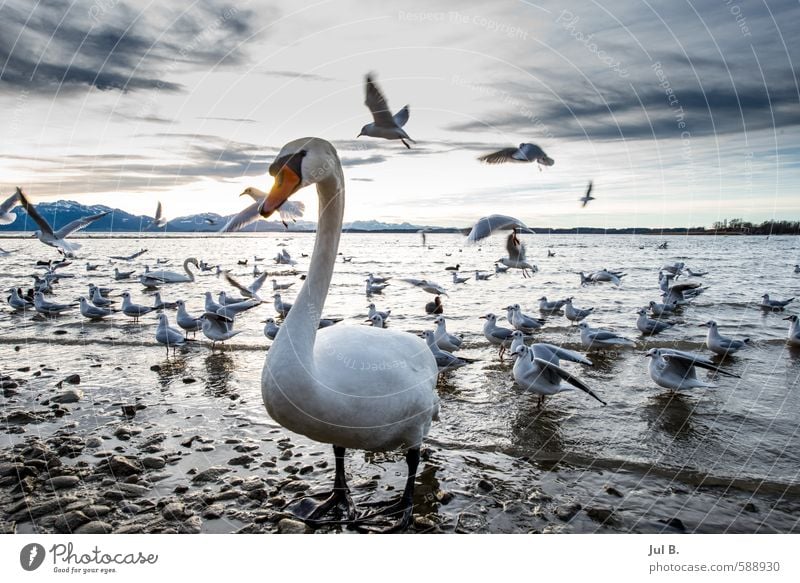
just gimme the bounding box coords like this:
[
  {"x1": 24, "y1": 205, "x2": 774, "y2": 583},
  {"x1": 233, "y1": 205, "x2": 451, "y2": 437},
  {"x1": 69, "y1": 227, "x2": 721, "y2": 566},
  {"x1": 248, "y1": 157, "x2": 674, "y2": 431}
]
[
  {"x1": 288, "y1": 445, "x2": 356, "y2": 526},
  {"x1": 351, "y1": 448, "x2": 420, "y2": 533}
]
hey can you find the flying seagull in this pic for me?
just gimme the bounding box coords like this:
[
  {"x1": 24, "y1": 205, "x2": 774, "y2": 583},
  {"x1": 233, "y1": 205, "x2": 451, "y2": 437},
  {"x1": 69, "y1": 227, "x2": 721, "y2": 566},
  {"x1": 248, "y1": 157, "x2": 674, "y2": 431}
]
[
  {"x1": 579, "y1": 181, "x2": 595, "y2": 207},
  {"x1": 0, "y1": 190, "x2": 20, "y2": 225},
  {"x1": 465, "y1": 214, "x2": 530, "y2": 243},
  {"x1": 150, "y1": 201, "x2": 167, "y2": 229},
  {"x1": 220, "y1": 187, "x2": 305, "y2": 232},
  {"x1": 17, "y1": 188, "x2": 109, "y2": 257},
  {"x1": 478, "y1": 143, "x2": 554, "y2": 167},
  {"x1": 357, "y1": 74, "x2": 414, "y2": 148}
]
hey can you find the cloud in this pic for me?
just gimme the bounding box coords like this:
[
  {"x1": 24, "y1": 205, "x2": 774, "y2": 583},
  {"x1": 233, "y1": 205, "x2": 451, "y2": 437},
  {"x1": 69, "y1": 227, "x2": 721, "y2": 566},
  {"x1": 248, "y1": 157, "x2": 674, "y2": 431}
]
[
  {"x1": 0, "y1": 0, "x2": 267, "y2": 95},
  {"x1": 259, "y1": 69, "x2": 337, "y2": 82}
]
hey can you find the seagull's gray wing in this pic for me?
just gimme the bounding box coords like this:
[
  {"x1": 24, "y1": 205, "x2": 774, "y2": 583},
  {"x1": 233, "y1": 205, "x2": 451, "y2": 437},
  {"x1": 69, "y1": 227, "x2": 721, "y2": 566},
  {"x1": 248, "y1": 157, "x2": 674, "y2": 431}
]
[
  {"x1": 661, "y1": 350, "x2": 739, "y2": 378},
  {"x1": 477, "y1": 147, "x2": 519, "y2": 164},
  {"x1": 670, "y1": 282, "x2": 702, "y2": 293},
  {"x1": 516, "y1": 143, "x2": 547, "y2": 162},
  {"x1": 0, "y1": 190, "x2": 20, "y2": 215},
  {"x1": 490, "y1": 327, "x2": 514, "y2": 341},
  {"x1": 393, "y1": 105, "x2": 410, "y2": 128},
  {"x1": 155, "y1": 201, "x2": 163, "y2": 222},
  {"x1": 16, "y1": 189, "x2": 55, "y2": 236},
  {"x1": 533, "y1": 343, "x2": 593, "y2": 366},
  {"x1": 364, "y1": 75, "x2": 395, "y2": 127},
  {"x1": 55, "y1": 211, "x2": 110, "y2": 238},
  {"x1": 467, "y1": 214, "x2": 529, "y2": 243},
  {"x1": 249, "y1": 272, "x2": 269, "y2": 294},
  {"x1": 534, "y1": 358, "x2": 605, "y2": 404},
  {"x1": 223, "y1": 271, "x2": 249, "y2": 296},
  {"x1": 588, "y1": 329, "x2": 626, "y2": 342}
]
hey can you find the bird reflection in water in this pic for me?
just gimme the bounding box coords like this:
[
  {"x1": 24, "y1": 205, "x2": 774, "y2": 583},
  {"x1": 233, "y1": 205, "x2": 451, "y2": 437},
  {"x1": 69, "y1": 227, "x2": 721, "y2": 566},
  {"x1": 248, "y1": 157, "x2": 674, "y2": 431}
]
[
  {"x1": 509, "y1": 397, "x2": 567, "y2": 466},
  {"x1": 643, "y1": 392, "x2": 700, "y2": 443},
  {"x1": 153, "y1": 356, "x2": 188, "y2": 389},
  {"x1": 204, "y1": 351, "x2": 236, "y2": 398}
]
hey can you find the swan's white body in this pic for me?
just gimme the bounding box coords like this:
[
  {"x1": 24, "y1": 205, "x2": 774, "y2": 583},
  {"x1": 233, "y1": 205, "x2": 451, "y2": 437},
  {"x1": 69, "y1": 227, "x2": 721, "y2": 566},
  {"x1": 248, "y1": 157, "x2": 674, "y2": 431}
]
[
  {"x1": 145, "y1": 258, "x2": 198, "y2": 283},
  {"x1": 261, "y1": 138, "x2": 438, "y2": 453}
]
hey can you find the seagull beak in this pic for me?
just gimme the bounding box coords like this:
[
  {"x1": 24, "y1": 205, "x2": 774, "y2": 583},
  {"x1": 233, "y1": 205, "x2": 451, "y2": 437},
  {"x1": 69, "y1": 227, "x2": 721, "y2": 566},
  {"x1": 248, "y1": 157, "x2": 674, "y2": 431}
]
[
  {"x1": 260, "y1": 166, "x2": 301, "y2": 219},
  {"x1": 783, "y1": 316, "x2": 793, "y2": 320},
  {"x1": 478, "y1": 315, "x2": 487, "y2": 320}
]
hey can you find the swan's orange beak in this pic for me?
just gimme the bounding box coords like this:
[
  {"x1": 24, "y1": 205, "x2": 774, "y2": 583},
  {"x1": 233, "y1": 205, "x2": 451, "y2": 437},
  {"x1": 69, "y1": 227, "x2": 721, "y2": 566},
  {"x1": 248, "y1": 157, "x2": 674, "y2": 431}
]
[{"x1": 259, "y1": 167, "x2": 301, "y2": 218}]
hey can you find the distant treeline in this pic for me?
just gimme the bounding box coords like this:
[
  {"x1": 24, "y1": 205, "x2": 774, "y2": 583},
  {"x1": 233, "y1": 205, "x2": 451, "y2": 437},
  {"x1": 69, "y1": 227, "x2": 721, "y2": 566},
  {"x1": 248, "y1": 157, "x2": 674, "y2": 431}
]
[{"x1": 710, "y1": 218, "x2": 800, "y2": 235}]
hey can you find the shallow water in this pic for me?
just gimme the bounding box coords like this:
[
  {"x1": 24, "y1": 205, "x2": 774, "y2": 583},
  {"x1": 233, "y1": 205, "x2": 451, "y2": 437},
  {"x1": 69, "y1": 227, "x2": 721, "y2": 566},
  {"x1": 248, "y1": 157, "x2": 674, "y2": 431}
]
[{"x1": 1, "y1": 232, "x2": 799, "y2": 533}]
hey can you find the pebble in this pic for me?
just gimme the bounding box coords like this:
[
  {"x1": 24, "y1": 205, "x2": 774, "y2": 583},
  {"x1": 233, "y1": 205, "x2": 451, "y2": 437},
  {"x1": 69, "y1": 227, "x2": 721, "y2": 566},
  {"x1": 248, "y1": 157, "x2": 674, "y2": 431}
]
[
  {"x1": 180, "y1": 515, "x2": 202, "y2": 533},
  {"x1": 54, "y1": 510, "x2": 91, "y2": 533},
  {"x1": 50, "y1": 389, "x2": 83, "y2": 405},
  {"x1": 100, "y1": 456, "x2": 143, "y2": 476},
  {"x1": 277, "y1": 518, "x2": 310, "y2": 534},
  {"x1": 162, "y1": 502, "x2": 190, "y2": 521},
  {"x1": 191, "y1": 467, "x2": 230, "y2": 483},
  {"x1": 142, "y1": 456, "x2": 166, "y2": 470},
  {"x1": 63, "y1": 374, "x2": 81, "y2": 385},
  {"x1": 477, "y1": 478, "x2": 494, "y2": 493},
  {"x1": 555, "y1": 502, "x2": 582, "y2": 522},
  {"x1": 585, "y1": 507, "x2": 617, "y2": 525},
  {"x1": 75, "y1": 520, "x2": 113, "y2": 534},
  {"x1": 49, "y1": 475, "x2": 81, "y2": 490}
]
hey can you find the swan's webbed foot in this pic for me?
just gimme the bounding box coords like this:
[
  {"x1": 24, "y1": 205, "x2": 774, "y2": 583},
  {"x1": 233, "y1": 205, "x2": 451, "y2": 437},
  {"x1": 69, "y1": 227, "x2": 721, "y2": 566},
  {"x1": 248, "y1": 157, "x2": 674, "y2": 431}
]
[
  {"x1": 286, "y1": 445, "x2": 356, "y2": 526},
  {"x1": 349, "y1": 448, "x2": 420, "y2": 533}
]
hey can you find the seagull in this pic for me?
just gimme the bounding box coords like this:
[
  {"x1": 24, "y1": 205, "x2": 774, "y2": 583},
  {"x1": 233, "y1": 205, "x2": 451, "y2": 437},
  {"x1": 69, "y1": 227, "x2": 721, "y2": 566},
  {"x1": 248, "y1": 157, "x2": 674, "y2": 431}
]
[
  {"x1": 478, "y1": 143, "x2": 554, "y2": 167},
  {"x1": 578, "y1": 322, "x2": 636, "y2": 350},
  {"x1": 432, "y1": 315, "x2": 462, "y2": 352},
  {"x1": 636, "y1": 308, "x2": 674, "y2": 335},
  {"x1": 475, "y1": 271, "x2": 493, "y2": 281},
  {"x1": 564, "y1": 297, "x2": 594, "y2": 323},
  {"x1": 451, "y1": 271, "x2": 469, "y2": 284},
  {"x1": 263, "y1": 317, "x2": 281, "y2": 340},
  {"x1": 220, "y1": 187, "x2": 306, "y2": 232},
  {"x1": 367, "y1": 303, "x2": 391, "y2": 323},
  {"x1": 224, "y1": 270, "x2": 268, "y2": 300},
  {"x1": 150, "y1": 201, "x2": 167, "y2": 229},
  {"x1": 497, "y1": 231, "x2": 537, "y2": 277},
  {"x1": 110, "y1": 249, "x2": 147, "y2": 261},
  {"x1": 538, "y1": 296, "x2": 566, "y2": 314},
  {"x1": 273, "y1": 293, "x2": 293, "y2": 317},
  {"x1": 121, "y1": 292, "x2": 153, "y2": 323},
  {"x1": 399, "y1": 278, "x2": 448, "y2": 296},
  {"x1": 506, "y1": 304, "x2": 545, "y2": 332},
  {"x1": 0, "y1": 190, "x2": 20, "y2": 225},
  {"x1": 510, "y1": 345, "x2": 605, "y2": 408},
  {"x1": 155, "y1": 314, "x2": 186, "y2": 355},
  {"x1": 216, "y1": 298, "x2": 260, "y2": 320},
  {"x1": 425, "y1": 296, "x2": 443, "y2": 315},
  {"x1": 201, "y1": 311, "x2": 241, "y2": 348},
  {"x1": 272, "y1": 279, "x2": 295, "y2": 291},
  {"x1": 89, "y1": 285, "x2": 114, "y2": 308},
  {"x1": 591, "y1": 269, "x2": 626, "y2": 286},
  {"x1": 218, "y1": 291, "x2": 248, "y2": 306},
  {"x1": 421, "y1": 331, "x2": 476, "y2": 372},
  {"x1": 78, "y1": 297, "x2": 114, "y2": 320},
  {"x1": 794, "y1": 265, "x2": 800, "y2": 274},
  {"x1": 663, "y1": 281, "x2": 704, "y2": 305},
  {"x1": 367, "y1": 273, "x2": 390, "y2": 284},
  {"x1": 761, "y1": 294, "x2": 794, "y2": 310},
  {"x1": 465, "y1": 214, "x2": 529, "y2": 243},
  {"x1": 17, "y1": 188, "x2": 109, "y2": 257},
  {"x1": 783, "y1": 315, "x2": 800, "y2": 347},
  {"x1": 649, "y1": 300, "x2": 678, "y2": 317},
  {"x1": 114, "y1": 267, "x2": 135, "y2": 280},
  {"x1": 33, "y1": 292, "x2": 75, "y2": 316},
  {"x1": 358, "y1": 73, "x2": 414, "y2": 148},
  {"x1": 366, "y1": 277, "x2": 390, "y2": 295},
  {"x1": 645, "y1": 348, "x2": 739, "y2": 391},
  {"x1": 494, "y1": 263, "x2": 509, "y2": 274},
  {"x1": 7, "y1": 288, "x2": 33, "y2": 311},
  {"x1": 579, "y1": 181, "x2": 595, "y2": 207},
  {"x1": 479, "y1": 313, "x2": 515, "y2": 359},
  {"x1": 529, "y1": 343, "x2": 594, "y2": 366},
  {"x1": 700, "y1": 321, "x2": 750, "y2": 356},
  {"x1": 175, "y1": 300, "x2": 204, "y2": 338},
  {"x1": 85, "y1": 262, "x2": 100, "y2": 272},
  {"x1": 152, "y1": 292, "x2": 178, "y2": 311},
  {"x1": 368, "y1": 314, "x2": 387, "y2": 328}
]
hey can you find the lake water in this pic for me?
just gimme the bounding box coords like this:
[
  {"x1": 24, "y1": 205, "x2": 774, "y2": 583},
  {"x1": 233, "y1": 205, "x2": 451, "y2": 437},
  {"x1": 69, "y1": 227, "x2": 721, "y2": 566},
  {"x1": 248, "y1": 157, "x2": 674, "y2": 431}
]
[{"x1": 1, "y1": 232, "x2": 799, "y2": 533}]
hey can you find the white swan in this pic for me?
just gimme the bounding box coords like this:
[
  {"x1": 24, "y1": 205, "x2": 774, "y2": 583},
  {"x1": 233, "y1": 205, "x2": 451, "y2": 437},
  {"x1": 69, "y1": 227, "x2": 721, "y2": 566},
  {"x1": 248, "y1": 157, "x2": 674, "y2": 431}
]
[
  {"x1": 145, "y1": 258, "x2": 199, "y2": 283},
  {"x1": 257, "y1": 138, "x2": 438, "y2": 531}
]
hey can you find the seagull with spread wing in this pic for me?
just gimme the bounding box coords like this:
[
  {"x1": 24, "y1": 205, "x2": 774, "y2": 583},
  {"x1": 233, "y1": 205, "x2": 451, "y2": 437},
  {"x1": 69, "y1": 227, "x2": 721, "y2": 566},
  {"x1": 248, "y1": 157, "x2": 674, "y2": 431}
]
[
  {"x1": 579, "y1": 181, "x2": 595, "y2": 207},
  {"x1": 645, "y1": 348, "x2": 739, "y2": 391},
  {"x1": 357, "y1": 74, "x2": 414, "y2": 148},
  {"x1": 0, "y1": 190, "x2": 20, "y2": 225},
  {"x1": 478, "y1": 143, "x2": 554, "y2": 167},
  {"x1": 220, "y1": 186, "x2": 305, "y2": 232},
  {"x1": 17, "y1": 188, "x2": 109, "y2": 257},
  {"x1": 150, "y1": 201, "x2": 167, "y2": 229},
  {"x1": 224, "y1": 270, "x2": 268, "y2": 301}
]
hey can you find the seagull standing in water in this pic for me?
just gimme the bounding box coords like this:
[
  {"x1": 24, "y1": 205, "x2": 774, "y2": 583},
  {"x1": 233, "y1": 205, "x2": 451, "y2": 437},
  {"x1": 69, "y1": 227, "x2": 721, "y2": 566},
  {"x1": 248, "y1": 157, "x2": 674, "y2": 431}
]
[
  {"x1": 636, "y1": 309, "x2": 674, "y2": 335},
  {"x1": 578, "y1": 322, "x2": 636, "y2": 350},
  {"x1": 478, "y1": 143, "x2": 554, "y2": 167},
  {"x1": 357, "y1": 74, "x2": 414, "y2": 148},
  {"x1": 155, "y1": 313, "x2": 186, "y2": 355},
  {"x1": 479, "y1": 313, "x2": 515, "y2": 360},
  {"x1": 700, "y1": 321, "x2": 750, "y2": 356},
  {"x1": 645, "y1": 348, "x2": 739, "y2": 391},
  {"x1": 564, "y1": 298, "x2": 593, "y2": 323},
  {"x1": 761, "y1": 294, "x2": 794, "y2": 310}
]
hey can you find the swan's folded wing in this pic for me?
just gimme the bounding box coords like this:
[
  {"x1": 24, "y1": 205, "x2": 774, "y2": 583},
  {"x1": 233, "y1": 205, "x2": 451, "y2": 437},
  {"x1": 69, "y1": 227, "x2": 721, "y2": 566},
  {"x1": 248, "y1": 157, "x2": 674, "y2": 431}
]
[
  {"x1": 16, "y1": 189, "x2": 55, "y2": 236},
  {"x1": 55, "y1": 211, "x2": 110, "y2": 238},
  {"x1": 535, "y1": 358, "x2": 605, "y2": 405}
]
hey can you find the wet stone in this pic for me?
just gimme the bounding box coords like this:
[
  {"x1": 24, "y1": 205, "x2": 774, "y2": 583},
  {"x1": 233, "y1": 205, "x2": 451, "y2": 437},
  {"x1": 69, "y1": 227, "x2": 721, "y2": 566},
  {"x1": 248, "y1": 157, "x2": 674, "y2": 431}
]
[
  {"x1": 51, "y1": 389, "x2": 83, "y2": 404},
  {"x1": 142, "y1": 456, "x2": 166, "y2": 470},
  {"x1": 162, "y1": 502, "x2": 190, "y2": 521},
  {"x1": 456, "y1": 512, "x2": 485, "y2": 533},
  {"x1": 54, "y1": 510, "x2": 91, "y2": 533},
  {"x1": 555, "y1": 502, "x2": 582, "y2": 522},
  {"x1": 75, "y1": 520, "x2": 112, "y2": 534},
  {"x1": 49, "y1": 476, "x2": 80, "y2": 490},
  {"x1": 191, "y1": 467, "x2": 230, "y2": 483},
  {"x1": 477, "y1": 479, "x2": 494, "y2": 493},
  {"x1": 100, "y1": 456, "x2": 143, "y2": 476},
  {"x1": 277, "y1": 518, "x2": 310, "y2": 534},
  {"x1": 585, "y1": 507, "x2": 617, "y2": 525}
]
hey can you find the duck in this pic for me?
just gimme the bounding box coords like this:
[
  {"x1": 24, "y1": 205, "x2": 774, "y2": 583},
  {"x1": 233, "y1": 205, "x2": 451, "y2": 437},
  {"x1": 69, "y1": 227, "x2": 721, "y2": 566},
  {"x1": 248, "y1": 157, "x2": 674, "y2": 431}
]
[
  {"x1": 425, "y1": 295, "x2": 443, "y2": 315},
  {"x1": 255, "y1": 138, "x2": 437, "y2": 531}
]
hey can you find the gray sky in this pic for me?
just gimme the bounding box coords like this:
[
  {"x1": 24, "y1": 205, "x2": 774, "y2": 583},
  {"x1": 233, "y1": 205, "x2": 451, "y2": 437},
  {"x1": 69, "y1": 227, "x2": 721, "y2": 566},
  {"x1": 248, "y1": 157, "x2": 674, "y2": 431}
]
[{"x1": 1, "y1": 0, "x2": 798, "y2": 227}]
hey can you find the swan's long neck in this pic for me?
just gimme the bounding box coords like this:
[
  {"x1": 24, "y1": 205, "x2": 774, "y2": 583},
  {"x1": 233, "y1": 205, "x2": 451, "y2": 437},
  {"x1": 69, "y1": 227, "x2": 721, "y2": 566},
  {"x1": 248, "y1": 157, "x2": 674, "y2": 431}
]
[{"x1": 268, "y1": 162, "x2": 344, "y2": 378}]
